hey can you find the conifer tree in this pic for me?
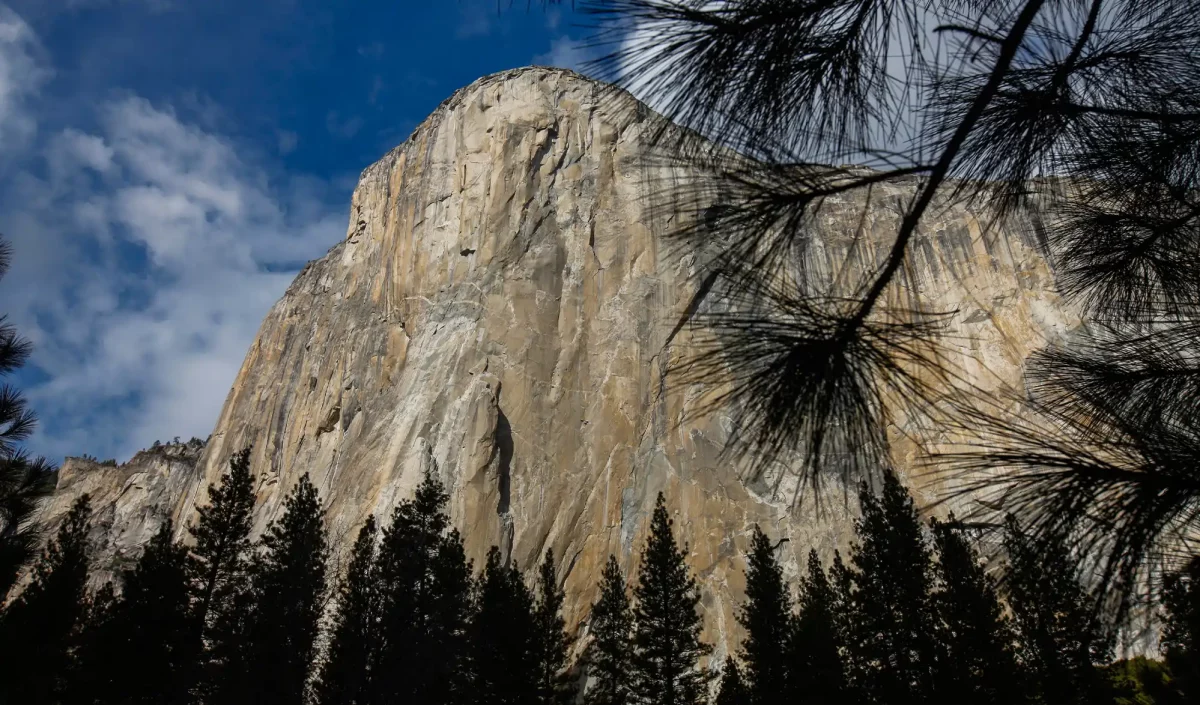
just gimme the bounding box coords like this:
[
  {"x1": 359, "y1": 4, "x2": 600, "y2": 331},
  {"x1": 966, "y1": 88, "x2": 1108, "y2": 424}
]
[
  {"x1": 187, "y1": 448, "x2": 256, "y2": 700},
  {"x1": 470, "y1": 546, "x2": 539, "y2": 705},
  {"x1": 840, "y1": 472, "x2": 941, "y2": 705},
  {"x1": 737, "y1": 525, "x2": 789, "y2": 705},
  {"x1": 929, "y1": 516, "x2": 1020, "y2": 704},
  {"x1": 314, "y1": 515, "x2": 382, "y2": 705},
  {"x1": 785, "y1": 549, "x2": 848, "y2": 705},
  {"x1": 533, "y1": 548, "x2": 571, "y2": 705},
  {"x1": 715, "y1": 658, "x2": 748, "y2": 705},
  {"x1": 1003, "y1": 515, "x2": 1110, "y2": 705},
  {"x1": 373, "y1": 468, "x2": 473, "y2": 704},
  {"x1": 630, "y1": 493, "x2": 710, "y2": 705},
  {"x1": 0, "y1": 494, "x2": 93, "y2": 704},
  {"x1": 112, "y1": 519, "x2": 193, "y2": 705},
  {"x1": 241, "y1": 473, "x2": 329, "y2": 705},
  {"x1": 586, "y1": 555, "x2": 634, "y2": 705},
  {"x1": 64, "y1": 581, "x2": 120, "y2": 704},
  {"x1": 1162, "y1": 556, "x2": 1199, "y2": 702},
  {"x1": 0, "y1": 239, "x2": 55, "y2": 599}
]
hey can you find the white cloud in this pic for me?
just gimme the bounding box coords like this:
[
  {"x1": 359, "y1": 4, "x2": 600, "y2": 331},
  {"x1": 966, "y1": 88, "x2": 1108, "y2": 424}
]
[
  {"x1": 0, "y1": 26, "x2": 344, "y2": 462},
  {"x1": 533, "y1": 36, "x2": 592, "y2": 72},
  {"x1": 0, "y1": 6, "x2": 47, "y2": 155},
  {"x1": 276, "y1": 129, "x2": 298, "y2": 155}
]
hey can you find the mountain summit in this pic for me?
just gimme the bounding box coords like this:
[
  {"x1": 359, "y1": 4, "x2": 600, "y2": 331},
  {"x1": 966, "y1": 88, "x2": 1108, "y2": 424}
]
[{"x1": 39, "y1": 67, "x2": 1076, "y2": 653}]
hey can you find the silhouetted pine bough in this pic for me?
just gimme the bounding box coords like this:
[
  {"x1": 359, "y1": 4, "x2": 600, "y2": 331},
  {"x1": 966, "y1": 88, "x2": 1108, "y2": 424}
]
[
  {"x1": 524, "y1": 0, "x2": 1200, "y2": 632},
  {"x1": 1, "y1": 451, "x2": 1197, "y2": 703},
  {"x1": 0, "y1": 235, "x2": 57, "y2": 600}
]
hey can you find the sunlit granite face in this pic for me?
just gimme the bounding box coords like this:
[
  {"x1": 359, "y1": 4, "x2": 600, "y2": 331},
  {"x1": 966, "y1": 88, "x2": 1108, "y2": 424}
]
[{"x1": 38, "y1": 67, "x2": 1078, "y2": 660}]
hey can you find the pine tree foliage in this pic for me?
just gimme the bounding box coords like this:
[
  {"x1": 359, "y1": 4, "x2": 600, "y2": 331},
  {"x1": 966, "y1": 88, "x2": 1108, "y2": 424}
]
[
  {"x1": 186, "y1": 447, "x2": 256, "y2": 700},
  {"x1": 559, "y1": 0, "x2": 1200, "y2": 628},
  {"x1": 241, "y1": 473, "x2": 330, "y2": 705},
  {"x1": 1162, "y1": 556, "x2": 1200, "y2": 702},
  {"x1": 715, "y1": 657, "x2": 748, "y2": 705},
  {"x1": 470, "y1": 546, "x2": 539, "y2": 705},
  {"x1": 737, "y1": 525, "x2": 789, "y2": 705},
  {"x1": 0, "y1": 238, "x2": 55, "y2": 599},
  {"x1": 0, "y1": 494, "x2": 93, "y2": 704},
  {"x1": 1003, "y1": 515, "x2": 1110, "y2": 705},
  {"x1": 929, "y1": 515, "x2": 1020, "y2": 704},
  {"x1": 314, "y1": 515, "x2": 382, "y2": 705},
  {"x1": 533, "y1": 548, "x2": 572, "y2": 705},
  {"x1": 841, "y1": 472, "x2": 941, "y2": 704},
  {"x1": 786, "y1": 549, "x2": 848, "y2": 705},
  {"x1": 111, "y1": 519, "x2": 193, "y2": 705},
  {"x1": 586, "y1": 555, "x2": 634, "y2": 705},
  {"x1": 373, "y1": 468, "x2": 472, "y2": 704},
  {"x1": 630, "y1": 493, "x2": 710, "y2": 705},
  {"x1": 65, "y1": 581, "x2": 120, "y2": 704}
]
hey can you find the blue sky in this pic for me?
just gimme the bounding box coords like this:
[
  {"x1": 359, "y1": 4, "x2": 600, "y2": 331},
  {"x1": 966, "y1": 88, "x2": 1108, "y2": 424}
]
[{"x1": 0, "y1": 0, "x2": 599, "y2": 464}]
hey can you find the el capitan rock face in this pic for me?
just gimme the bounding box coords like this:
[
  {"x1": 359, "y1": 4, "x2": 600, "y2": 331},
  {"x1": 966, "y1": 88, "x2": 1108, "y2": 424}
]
[{"x1": 37, "y1": 67, "x2": 1078, "y2": 658}]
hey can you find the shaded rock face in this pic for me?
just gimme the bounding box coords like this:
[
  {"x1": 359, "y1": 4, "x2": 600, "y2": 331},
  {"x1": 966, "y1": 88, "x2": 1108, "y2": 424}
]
[
  {"x1": 44, "y1": 67, "x2": 1077, "y2": 658},
  {"x1": 32, "y1": 441, "x2": 205, "y2": 590}
]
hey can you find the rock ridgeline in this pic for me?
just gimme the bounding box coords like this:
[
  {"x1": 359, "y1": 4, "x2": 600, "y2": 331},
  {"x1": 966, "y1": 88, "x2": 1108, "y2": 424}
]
[{"x1": 35, "y1": 67, "x2": 1077, "y2": 658}]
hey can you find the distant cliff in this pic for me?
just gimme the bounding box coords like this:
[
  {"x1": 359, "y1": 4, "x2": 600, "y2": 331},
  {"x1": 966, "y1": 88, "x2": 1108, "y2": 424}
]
[{"x1": 39, "y1": 67, "x2": 1078, "y2": 659}]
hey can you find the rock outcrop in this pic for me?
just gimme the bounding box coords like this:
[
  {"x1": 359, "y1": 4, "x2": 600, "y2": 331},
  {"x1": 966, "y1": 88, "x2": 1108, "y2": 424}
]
[
  {"x1": 33, "y1": 440, "x2": 205, "y2": 590},
  {"x1": 37, "y1": 67, "x2": 1078, "y2": 658}
]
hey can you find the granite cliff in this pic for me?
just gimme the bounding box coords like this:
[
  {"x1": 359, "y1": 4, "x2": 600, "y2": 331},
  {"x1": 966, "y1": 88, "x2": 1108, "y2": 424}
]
[{"x1": 34, "y1": 67, "x2": 1078, "y2": 658}]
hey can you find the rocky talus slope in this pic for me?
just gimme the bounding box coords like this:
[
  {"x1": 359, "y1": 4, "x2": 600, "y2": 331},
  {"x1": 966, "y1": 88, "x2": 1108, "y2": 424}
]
[{"x1": 36, "y1": 67, "x2": 1078, "y2": 658}]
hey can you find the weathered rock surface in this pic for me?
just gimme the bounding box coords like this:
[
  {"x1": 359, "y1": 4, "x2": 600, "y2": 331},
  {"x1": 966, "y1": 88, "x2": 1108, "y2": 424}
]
[
  {"x1": 39, "y1": 67, "x2": 1078, "y2": 658},
  {"x1": 32, "y1": 440, "x2": 205, "y2": 590}
]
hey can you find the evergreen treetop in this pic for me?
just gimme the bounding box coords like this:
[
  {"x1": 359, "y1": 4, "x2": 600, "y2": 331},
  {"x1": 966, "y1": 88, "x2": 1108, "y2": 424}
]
[
  {"x1": 1004, "y1": 515, "x2": 1110, "y2": 705},
  {"x1": 787, "y1": 548, "x2": 849, "y2": 705},
  {"x1": 630, "y1": 493, "x2": 710, "y2": 705},
  {"x1": 929, "y1": 515, "x2": 1020, "y2": 704},
  {"x1": 471, "y1": 545, "x2": 539, "y2": 705},
  {"x1": 0, "y1": 493, "x2": 93, "y2": 704},
  {"x1": 842, "y1": 471, "x2": 941, "y2": 705},
  {"x1": 586, "y1": 555, "x2": 634, "y2": 705},
  {"x1": 737, "y1": 525, "x2": 790, "y2": 705},
  {"x1": 715, "y1": 657, "x2": 749, "y2": 705},
  {"x1": 534, "y1": 548, "x2": 572, "y2": 705},
  {"x1": 242, "y1": 473, "x2": 330, "y2": 705},
  {"x1": 314, "y1": 515, "x2": 382, "y2": 705}
]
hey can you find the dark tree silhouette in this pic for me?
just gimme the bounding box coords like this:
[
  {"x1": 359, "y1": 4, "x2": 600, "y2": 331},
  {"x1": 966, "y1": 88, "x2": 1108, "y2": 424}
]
[
  {"x1": 840, "y1": 472, "x2": 941, "y2": 704},
  {"x1": 187, "y1": 448, "x2": 256, "y2": 700},
  {"x1": 585, "y1": 555, "x2": 634, "y2": 705},
  {"x1": 533, "y1": 549, "x2": 572, "y2": 705},
  {"x1": 374, "y1": 468, "x2": 472, "y2": 705},
  {"x1": 0, "y1": 494, "x2": 93, "y2": 704},
  {"x1": 469, "y1": 546, "x2": 539, "y2": 705},
  {"x1": 737, "y1": 525, "x2": 790, "y2": 705},
  {"x1": 1004, "y1": 515, "x2": 1110, "y2": 705},
  {"x1": 785, "y1": 549, "x2": 849, "y2": 705},
  {"x1": 629, "y1": 493, "x2": 710, "y2": 705},
  {"x1": 1162, "y1": 556, "x2": 1199, "y2": 701},
  {"x1": 715, "y1": 657, "x2": 749, "y2": 705},
  {"x1": 929, "y1": 515, "x2": 1020, "y2": 704},
  {"x1": 110, "y1": 519, "x2": 193, "y2": 705},
  {"x1": 241, "y1": 473, "x2": 330, "y2": 705},
  {"x1": 64, "y1": 581, "x2": 120, "y2": 704},
  {"x1": 314, "y1": 515, "x2": 382, "y2": 705},
  {"x1": 0, "y1": 238, "x2": 55, "y2": 599}
]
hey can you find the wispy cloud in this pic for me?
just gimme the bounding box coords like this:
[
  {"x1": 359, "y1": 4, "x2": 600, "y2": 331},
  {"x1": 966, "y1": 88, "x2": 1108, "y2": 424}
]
[
  {"x1": 455, "y1": 5, "x2": 493, "y2": 39},
  {"x1": 325, "y1": 109, "x2": 364, "y2": 140},
  {"x1": 0, "y1": 7, "x2": 343, "y2": 462},
  {"x1": 533, "y1": 35, "x2": 594, "y2": 72},
  {"x1": 0, "y1": 6, "x2": 47, "y2": 154}
]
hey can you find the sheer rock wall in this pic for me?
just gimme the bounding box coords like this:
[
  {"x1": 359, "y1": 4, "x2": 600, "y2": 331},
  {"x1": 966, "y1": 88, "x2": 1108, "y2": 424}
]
[{"x1": 40, "y1": 68, "x2": 1078, "y2": 658}]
